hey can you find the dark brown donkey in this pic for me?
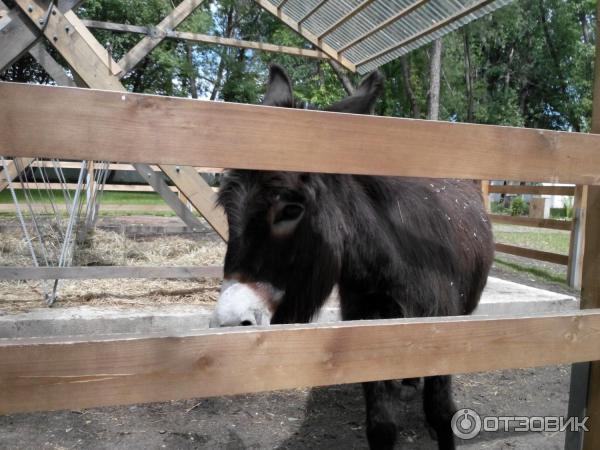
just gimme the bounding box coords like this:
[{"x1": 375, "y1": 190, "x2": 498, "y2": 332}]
[{"x1": 210, "y1": 65, "x2": 495, "y2": 450}]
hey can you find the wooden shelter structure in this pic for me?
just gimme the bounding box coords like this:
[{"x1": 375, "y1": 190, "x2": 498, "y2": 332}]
[{"x1": 1, "y1": 1, "x2": 600, "y2": 449}]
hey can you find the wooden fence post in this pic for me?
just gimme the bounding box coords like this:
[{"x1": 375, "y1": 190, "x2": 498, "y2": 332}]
[
  {"x1": 481, "y1": 180, "x2": 490, "y2": 212},
  {"x1": 567, "y1": 4, "x2": 600, "y2": 448},
  {"x1": 567, "y1": 185, "x2": 586, "y2": 289}
]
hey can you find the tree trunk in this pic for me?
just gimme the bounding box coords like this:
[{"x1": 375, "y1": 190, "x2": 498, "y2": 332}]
[
  {"x1": 329, "y1": 60, "x2": 355, "y2": 95},
  {"x1": 427, "y1": 39, "x2": 443, "y2": 121},
  {"x1": 400, "y1": 56, "x2": 420, "y2": 118},
  {"x1": 186, "y1": 43, "x2": 198, "y2": 99},
  {"x1": 463, "y1": 30, "x2": 474, "y2": 122},
  {"x1": 210, "y1": 6, "x2": 235, "y2": 101},
  {"x1": 538, "y1": 0, "x2": 581, "y2": 131}
]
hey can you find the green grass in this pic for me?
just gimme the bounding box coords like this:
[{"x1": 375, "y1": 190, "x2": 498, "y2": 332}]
[
  {"x1": 493, "y1": 228, "x2": 570, "y2": 255},
  {"x1": 493, "y1": 258, "x2": 568, "y2": 285},
  {"x1": 492, "y1": 224, "x2": 570, "y2": 285}
]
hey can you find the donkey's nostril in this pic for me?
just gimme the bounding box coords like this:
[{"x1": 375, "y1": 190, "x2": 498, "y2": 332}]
[{"x1": 240, "y1": 320, "x2": 254, "y2": 326}]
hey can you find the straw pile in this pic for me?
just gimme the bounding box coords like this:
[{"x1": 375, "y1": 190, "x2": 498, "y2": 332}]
[{"x1": 0, "y1": 224, "x2": 227, "y2": 314}]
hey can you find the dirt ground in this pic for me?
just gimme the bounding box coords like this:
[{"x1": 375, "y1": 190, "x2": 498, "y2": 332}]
[{"x1": 0, "y1": 217, "x2": 583, "y2": 449}]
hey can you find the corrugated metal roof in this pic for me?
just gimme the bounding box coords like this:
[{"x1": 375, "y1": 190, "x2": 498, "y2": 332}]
[{"x1": 264, "y1": 0, "x2": 514, "y2": 74}]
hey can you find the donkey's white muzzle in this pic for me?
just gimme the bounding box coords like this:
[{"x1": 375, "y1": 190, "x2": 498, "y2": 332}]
[{"x1": 209, "y1": 280, "x2": 283, "y2": 327}]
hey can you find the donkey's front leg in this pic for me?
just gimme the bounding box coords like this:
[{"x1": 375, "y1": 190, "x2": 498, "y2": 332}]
[
  {"x1": 423, "y1": 375, "x2": 457, "y2": 450},
  {"x1": 362, "y1": 380, "x2": 401, "y2": 450}
]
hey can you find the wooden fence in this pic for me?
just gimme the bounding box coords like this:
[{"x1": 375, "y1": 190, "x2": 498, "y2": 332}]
[
  {"x1": 481, "y1": 182, "x2": 583, "y2": 287},
  {"x1": 1, "y1": 81, "x2": 599, "y2": 450}
]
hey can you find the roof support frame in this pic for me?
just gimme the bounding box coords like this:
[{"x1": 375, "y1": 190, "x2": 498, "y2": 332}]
[
  {"x1": 253, "y1": 0, "x2": 356, "y2": 72},
  {"x1": 337, "y1": 0, "x2": 431, "y2": 54},
  {"x1": 82, "y1": 19, "x2": 329, "y2": 60},
  {"x1": 317, "y1": 0, "x2": 375, "y2": 40},
  {"x1": 356, "y1": 0, "x2": 497, "y2": 67}
]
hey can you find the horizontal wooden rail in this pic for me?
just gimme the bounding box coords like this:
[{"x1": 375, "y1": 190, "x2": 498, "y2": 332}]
[
  {"x1": 490, "y1": 214, "x2": 572, "y2": 230},
  {"x1": 4, "y1": 183, "x2": 169, "y2": 192},
  {"x1": 2, "y1": 83, "x2": 600, "y2": 184},
  {"x1": 21, "y1": 161, "x2": 223, "y2": 173},
  {"x1": 1, "y1": 310, "x2": 599, "y2": 414},
  {"x1": 495, "y1": 243, "x2": 569, "y2": 265},
  {"x1": 488, "y1": 185, "x2": 576, "y2": 196},
  {"x1": 0, "y1": 265, "x2": 223, "y2": 280},
  {"x1": 0, "y1": 204, "x2": 174, "y2": 213},
  {"x1": 81, "y1": 20, "x2": 330, "y2": 60}
]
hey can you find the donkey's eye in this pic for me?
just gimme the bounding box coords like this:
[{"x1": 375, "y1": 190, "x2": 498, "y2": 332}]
[{"x1": 274, "y1": 204, "x2": 304, "y2": 224}]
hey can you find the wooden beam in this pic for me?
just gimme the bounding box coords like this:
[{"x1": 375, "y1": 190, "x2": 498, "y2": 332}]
[
  {"x1": 488, "y1": 184, "x2": 575, "y2": 196},
  {"x1": 20, "y1": 161, "x2": 222, "y2": 173},
  {"x1": 160, "y1": 164, "x2": 228, "y2": 241},
  {"x1": 0, "y1": 0, "x2": 83, "y2": 72},
  {"x1": 480, "y1": 180, "x2": 490, "y2": 212},
  {"x1": 2, "y1": 182, "x2": 173, "y2": 192},
  {"x1": 489, "y1": 214, "x2": 572, "y2": 231},
  {"x1": 495, "y1": 243, "x2": 569, "y2": 266},
  {"x1": 338, "y1": 0, "x2": 431, "y2": 53},
  {"x1": 6, "y1": 6, "x2": 222, "y2": 239},
  {"x1": 13, "y1": 0, "x2": 123, "y2": 90},
  {"x1": 118, "y1": 0, "x2": 206, "y2": 76},
  {"x1": 357, "y1": 0, "x2": 496, "y2": 67},
  {"x1": 0, "y1": 204, "x2": 175, "y2": 213},
  {"x1": 0, "y1": 157, "x2": 34, "y2": 192},
  {"x1": 580, "y1": 5, "x2": 600, "y2": 448},
  {"x1": 318, "y1": 0, "x2": 375, "y2": 39},
  {"x1": 1, "y1": 310, "x2": 600, "y2": 414},
  {"x1": 0, "y1": 265, "x2": 222, "y2": 280},
  {"x1": 567, "y1": 186, "x2": 587, "y2": 289},
  {"x1": 27, "y1": 42, "x2": 76, "y2": 87},
  {"x1": 2, "y1": 83, "x2": 600, "y2": 185},
  {"x1": 133, "y1": 163, "x2": 206, "y2": 232},
  {"x1": 0, "y1": 5, "x2": 40, "y2": 72},
  {"x1": 81, "y1": 20, "x2": 329, "y2": 60},
  {"x1": 253, "y1": 0, "x2": 356, "y2": 72}
]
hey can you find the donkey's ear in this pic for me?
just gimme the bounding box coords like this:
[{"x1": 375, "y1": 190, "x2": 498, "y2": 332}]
[
  {"x1": 263, "y1": 64, "x2": 294, "y2": 108},
  {"x1": 326, "y1": 70, "x2": 384, "y2": 114}
]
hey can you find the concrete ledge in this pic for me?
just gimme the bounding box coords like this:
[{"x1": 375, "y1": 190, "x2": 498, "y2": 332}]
[{"x1": 0, "y1": 277, "x2": 578, "y2": 339}]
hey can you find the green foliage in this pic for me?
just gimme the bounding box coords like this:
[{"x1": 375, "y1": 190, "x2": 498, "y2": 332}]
[
  {"x1": 510, "y1": 196, "x2": 528, "y2": 216},
  {"x1": 491, "y1": 201, "x2": 510, "y2": 215},
  {"x1": 562, "y1": 196, "x2": 574, "y2": 219}
]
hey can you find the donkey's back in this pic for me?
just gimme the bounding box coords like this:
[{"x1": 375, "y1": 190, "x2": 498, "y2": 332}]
[{"x1": 337, "y1": 175, "x2": 494, "y2": 321}]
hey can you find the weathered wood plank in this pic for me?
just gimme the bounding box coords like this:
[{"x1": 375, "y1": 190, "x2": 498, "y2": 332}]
[
  {"x1": 12, "y1": 0, "x2": 123, "y2": 90},
  {"x1": 0, "y1": 157, "x2": 34, "y2": 192},
  {"x1": 567, "y1": 186, "x2": 586, "y2": 289},
  {"x1": 118, "y1": 0, "x2": 206, "y2": 75},
  {"x1": 578, "y1": 5, "x2": 600, "y2": 447},
  {"x1": 489, "y1": 214, "x2": 572, "y2": 231},
  {"x1": 1, "y1": 310, "x2": 599, "y2": 414},
  {"x1": 0, "y1": 265, "x2": 222, "y2": 280},
  {"x1": 133, "y1": 163, "x2": 205, "y2": 232},
  {"x1": 495, "y1": 243, "x2": 569, "y2": 266},
  {"x1": 0, "y1": 203, "x2": 174, "y2": 213},
  {"x1": 0, "y1": 5, "x2": 39, "y2": 72},
  {"x1": 0, "y1": 0, "x2": 82, "y2": 72},
  {"x1": 82, "y1": 20, "x2": 330, "y2": 60},
  {"x1": 27, "y1": 42, "x2": 76, "y2": 87},
  {"x1": 2, "y1": 82, "x2": 600, "y2": 184},
  {"x1": 160, "y1": 164, "x2": 228, "y2": 240},
  {"x1": 488, "y1": 184, "x2": 576, "y2": 196}
]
